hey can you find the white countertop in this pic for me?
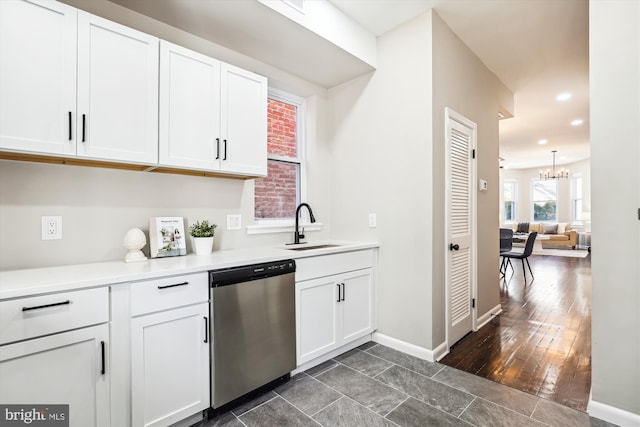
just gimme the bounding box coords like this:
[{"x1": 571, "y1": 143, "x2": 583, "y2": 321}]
[{"x1": 0, "y1": 241, "x2": 378, "y2": 300}]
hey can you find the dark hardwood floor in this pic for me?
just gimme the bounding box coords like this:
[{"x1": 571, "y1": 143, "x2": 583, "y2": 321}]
[{"x1": 441, "y1": 253, "x2": 592, "y2": 411}]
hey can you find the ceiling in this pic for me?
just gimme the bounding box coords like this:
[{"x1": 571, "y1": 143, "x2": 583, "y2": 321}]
[
  {"x1": 329, "y1": 0, "x2": 590, "y2": 170},
  {"x1": 109, "y1": 0, "x2": 590, "y2": 171}
]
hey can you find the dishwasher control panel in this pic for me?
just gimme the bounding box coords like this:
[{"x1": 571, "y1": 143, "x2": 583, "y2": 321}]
[{"x1": 210, "y1": 259, "x2": 296, "y2": 287}]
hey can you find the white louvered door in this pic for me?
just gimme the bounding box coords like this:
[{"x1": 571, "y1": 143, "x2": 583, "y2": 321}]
[{"x1": 445, "y1": 109, "x2": 476, "y2": 346}]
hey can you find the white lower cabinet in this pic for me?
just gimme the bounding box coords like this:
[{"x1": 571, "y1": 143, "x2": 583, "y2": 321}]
[
  {"x1": 0, "y1": 324, "x2": 111, "y2": 427},
  {"x1": 130, "y1": 274, "x2": 210, "y2": 427},
  {"x1": 296, "y1": 268, "x2": 373, "y2": 365},
  {"x1": 0, "y1": 287, "x2": 110, "y2": 426}
]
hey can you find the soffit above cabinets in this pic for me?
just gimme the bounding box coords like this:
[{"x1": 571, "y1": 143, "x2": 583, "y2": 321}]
[{"x1": 107, "y1": 0, "x2": 377, "y2": 88}]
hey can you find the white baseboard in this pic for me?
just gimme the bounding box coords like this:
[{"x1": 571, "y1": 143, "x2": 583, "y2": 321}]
[
  {"x1": 476, "y1": 304, "x2": 502, "y2": 330},
  {"x1": 588, "y1": 398, "x2": 640, "y2": 427},
  {"x1": 372, "y1": 332, "x2": 444, "y2": 363}
]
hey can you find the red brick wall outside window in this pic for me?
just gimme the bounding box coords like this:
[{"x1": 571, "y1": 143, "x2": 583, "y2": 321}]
[{"x1": 255, "y1": 97, "x2": 301, "y2": 219}]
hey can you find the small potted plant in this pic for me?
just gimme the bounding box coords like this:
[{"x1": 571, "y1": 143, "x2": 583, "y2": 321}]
[{"x1": 189, "y1": 220, "x2": 217, "y2": 255}]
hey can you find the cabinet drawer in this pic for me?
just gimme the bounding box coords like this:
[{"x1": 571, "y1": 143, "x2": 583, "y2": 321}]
[
  {"x1": 130, "y1": 273, "x2": 208, "y2": 316},
  {"x1": 0, "y1": 287, "x2": 109, "y2": 345},
  {"x1": 295, "y1": 250, "x2": 374, "y2": 282}
]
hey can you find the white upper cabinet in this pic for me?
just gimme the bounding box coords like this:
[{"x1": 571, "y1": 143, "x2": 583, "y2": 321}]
[
  {"x1": 0, "y1": 0, "x2": 77, "y2": 155},
  {"x1": 160, "y1": 44, "x2": 267, "y2": 177},
  {"x1": 77, "y1": 11, "x2": 159, "y2": 164},
  {"x1": 220, "y1": 64, "x2": 267, "y2": 176},
  {"x1": 2, "y1": 0, "x2": 267, "y2": 176},
  {"x1": 0, "y1": 1, "x2": 158, "y2": 164},
  {"x1": 159, "y1": 41, "x2": 222, "y2": 170}
]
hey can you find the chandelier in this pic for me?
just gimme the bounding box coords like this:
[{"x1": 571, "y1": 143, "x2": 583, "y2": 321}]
[{"x1": 540, "y1": 150, "x2": 569, "y2": 180}]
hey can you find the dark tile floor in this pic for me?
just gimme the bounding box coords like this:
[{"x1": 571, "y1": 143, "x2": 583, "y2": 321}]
[{"x1": 199, "y1": 342, "x2": 617, "y2": 427}]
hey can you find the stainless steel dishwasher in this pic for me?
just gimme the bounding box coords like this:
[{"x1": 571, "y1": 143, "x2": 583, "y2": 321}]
[{"x1": 209, "y1": 259, "x2": 296, "y2": 409}]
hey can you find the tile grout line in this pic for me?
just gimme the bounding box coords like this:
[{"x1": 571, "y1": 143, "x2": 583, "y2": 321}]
[
  {"x1": 338, "y1": 347, "x2": 485, "y2": 421},
  {"x1": 307, "y1": 395, "x2": 344, "y2": 419},
  {"x1": 282, "y1": 374, "x2": 345, "y2": 419},
  {"x1": 242, "y1": 389, "x2": 325, "y2": 427},
  {"x1": 305, "y1": 368, "x2": 403, "y2": 426},
  {"x1": 530, "y1": 397, "x2": 542, "y2": 420},
  {"x1": 308, "y1": 361, "x2": 341, "y2": 378},
  {"x1": 381, "y1": 395, "x2": 411, "y2": 420},
  {"x1": 371, "y1": 363, "x2": 395, "y2": 379},
  {"x1": 343, "y1": 359, "x2": 476, "y2": 423},
  {"x1": 328, "y1": 358, "x2": 412, "y2": 398},
  {"x1": 232, "y1": 393, "x2": 280, "y2": 419},
  {"x1": 314, "y1": 360, "x2": 413, "y2": 419},
  {"x1": 321, "y1": 345, "x2": 549, "y2": 425},
  {"x1": 363, "y1": 345, "x2": 448, "y2": 379},
  {"x1": 430, "y1": 366, "x2": 547, "y2": 422},
  {"x1": 457, "y1": 396, "x2": 477, "y2": 422},
  {"x1": 473, "y1": 395, "x2": 548, "y2": 424}
]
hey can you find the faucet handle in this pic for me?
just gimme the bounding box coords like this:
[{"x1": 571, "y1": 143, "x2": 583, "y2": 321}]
[{"x1": 299, "y1": 227, "x2": 305, "y2": 240}]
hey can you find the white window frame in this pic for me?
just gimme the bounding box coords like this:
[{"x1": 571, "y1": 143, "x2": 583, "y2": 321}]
[
  {"x1": 503, "y1": 179, "x2": 517, "y2": 223},
  {"x1": 571, "y1": 174, "x2": 583, "y2": 222},
  {"x1": 531, "y1": 179, "x2": 558, "y2": 223},
  {"x1": 247, "y1": 88, "x2": 321, "y2": 235}
]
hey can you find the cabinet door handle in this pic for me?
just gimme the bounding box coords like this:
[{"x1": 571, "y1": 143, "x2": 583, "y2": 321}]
[
  {"x1": 68, "y1": 111, "x2": 72, "y2": 140},
  {"x1": 22, "y1": 300, "x2": 70, "y2": 312},
  {"x1": 216, "y1": 138, "x2": 220, "y2": 159},
  {"x1": 336, "y1": 283, "x2": 341, "y2": 302},
  {"x1": 223, "y1": 139, "x2": 227, "y2": 160},
  {"x1": 157, "y1": 281, "x2": 189, "y2": 290},
  {"x1": 204, "y1": 317, "x2": 208, "y2": 343},
  {"x1": 341, "y1": 283, "x2": 345, "y2": 301},
  {"x1": 81, "y1": 114, "x2": 86, "y2": 142},
  {"x1": 100, "y1": 341, "x2": 106, "y2": 375}
]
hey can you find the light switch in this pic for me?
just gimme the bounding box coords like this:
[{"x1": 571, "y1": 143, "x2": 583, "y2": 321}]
[
  {"x1": 368, "y1": 213, "x2": 377, "y2": 228},
  {"x1": 479, "y1": 179, "x2": 488, "y2": 192},
  {"x1": 227, "y1": 214, "x2": 241, "y2": 230}
]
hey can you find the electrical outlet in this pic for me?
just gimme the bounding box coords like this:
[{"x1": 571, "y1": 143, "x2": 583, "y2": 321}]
[
  {"x1": 42, "y1": 216, "x2": 62, "y2": 240},
  {"x1": 368, "y1": 213, "x2": 377, "y2": 228}
]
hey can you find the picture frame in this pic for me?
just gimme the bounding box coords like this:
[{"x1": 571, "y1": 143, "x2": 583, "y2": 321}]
[{"x1": 149, "y1": 217, "x2": 187, "y2": 258}]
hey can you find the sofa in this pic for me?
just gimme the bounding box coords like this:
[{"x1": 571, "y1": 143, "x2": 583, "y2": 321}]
[{"x1": 512, "y1": 222, "x2": 578, "y2": 249}]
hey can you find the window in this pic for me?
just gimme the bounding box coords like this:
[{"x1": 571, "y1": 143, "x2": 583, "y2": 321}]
[
  {"x1": 503, "y1": 180, "x2": 517, "y2": 222},
  {"x1": 572, "y1": 175, "x2": 583, "y2": 221},
  {"x1": 532, "y1": 179, "x2": 557, "y2": 222},
  {"x1": 254, "y1": 89, "x2": 304, "y2": 221}
]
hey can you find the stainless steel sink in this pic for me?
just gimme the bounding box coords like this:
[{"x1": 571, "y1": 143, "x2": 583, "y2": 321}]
[{"x1": 285, "y1": 244, "x2": 341, "y2": 251}]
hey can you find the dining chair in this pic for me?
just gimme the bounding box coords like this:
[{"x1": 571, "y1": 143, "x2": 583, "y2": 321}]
[
  {"x1": 499, "y1": 228, "x2": 513, "y2": 277},
  {"x1": 501, "y1": 231, "x2": 537, "y2": 282}
]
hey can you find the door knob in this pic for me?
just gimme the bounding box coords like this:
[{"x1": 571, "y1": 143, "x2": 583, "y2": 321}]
[{"x1": 449, "y1": 243, "x2": 460, "y2": 251}]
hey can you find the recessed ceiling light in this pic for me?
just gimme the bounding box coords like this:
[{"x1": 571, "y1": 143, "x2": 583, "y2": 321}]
[
  {"x1": 538, "y1": 139, "x2": 548, "y2": 145},
  {"x1": 571, "y1": 119, "x2": 584, "y2": 126},
  {"x1": 556, "y1": 93, "x2": 572, "y2": 101}
]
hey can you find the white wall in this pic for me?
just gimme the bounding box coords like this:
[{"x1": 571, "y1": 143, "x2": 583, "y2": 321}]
[
  {"x1": 431, "y1": 12, "x2": 509, "y2": 337},
  {"x1": 327, "y1": 12, "x2": 434, "y2": 349},
  {"x1": 500, "y1": 158, "x2": 591, "y2": 227},
  {"x1": 327, "y1": 10, "x2": 510, "y2": 351},
  {"x1": 589, "y1": 0, "x2": 640, "y2": 421},
  {"x1": 0, "y1": 1, "x2": 332, "y2": 270}
]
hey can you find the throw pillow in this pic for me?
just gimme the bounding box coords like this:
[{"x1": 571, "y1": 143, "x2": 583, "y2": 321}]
[
  {"x1": 542, "y1": 223, "x2": 558, "y2": 234},
  {"x1": 557, "y1": 222, "x2": 568, "y2": 233},
  {"x1": 517, "y1": 222, "x2": 529, "y2": 233}
]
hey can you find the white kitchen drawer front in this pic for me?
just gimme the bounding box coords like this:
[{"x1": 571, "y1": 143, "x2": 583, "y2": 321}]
[
  {"x1": 0, "y1": 287, "x2": 109, "y2": 345},
  {"x1": 130, "y1": 273, "x2": 208, "y2": 316},
  {"x1": 295, "y1": 249, "x2": 374, "y2": 282}
]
